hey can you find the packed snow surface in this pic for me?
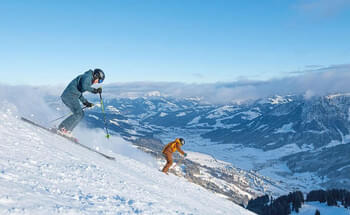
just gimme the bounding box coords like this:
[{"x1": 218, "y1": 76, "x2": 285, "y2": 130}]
[{"x1": 0, "y1": 110, "x2": 254, "y2": 215}]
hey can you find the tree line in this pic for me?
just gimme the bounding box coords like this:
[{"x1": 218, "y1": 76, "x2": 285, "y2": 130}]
[
  {"x1": 306, "y1": 189, "x2": 350, "y2": 208},
  {"x1": 246, "y1": 189, "x2": 350, "y2": 215}
]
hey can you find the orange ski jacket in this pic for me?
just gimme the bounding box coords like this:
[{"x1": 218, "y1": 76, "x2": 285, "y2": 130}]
[{"x1": 162, "y1": 138, "x2": 185, "y2": 156}]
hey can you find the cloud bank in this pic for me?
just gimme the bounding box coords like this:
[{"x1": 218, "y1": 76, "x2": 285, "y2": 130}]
[
  {"x1": 2, "y1": 64, "x2": 350, "y2": 108},
  {"x1": 102, "y1": 64, "x2": 350, "y2": 104}
]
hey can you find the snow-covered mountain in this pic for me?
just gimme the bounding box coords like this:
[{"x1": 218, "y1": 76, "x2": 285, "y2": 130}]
[{"x1": 0, "y1": 108, "x2": 254, "y2": 215}]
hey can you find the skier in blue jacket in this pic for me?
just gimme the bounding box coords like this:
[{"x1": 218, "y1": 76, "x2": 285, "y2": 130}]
[{"x1": 58, "y1": 69, "x2": 105, "y2": 136}]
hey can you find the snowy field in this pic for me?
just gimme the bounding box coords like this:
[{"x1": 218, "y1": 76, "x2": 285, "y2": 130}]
[
  {"x1": 292, "y1": 202, "x2": 350, "y2": 215},
  {"x1": 0, "y1": 108, "x2": 255, "y2": 215}
]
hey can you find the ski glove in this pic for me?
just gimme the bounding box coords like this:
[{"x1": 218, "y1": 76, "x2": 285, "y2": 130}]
[
  {"x1": 83, "y1": 101, "x2": 94, "y2": 108},
  {"x1": 92, "y1": 87, "x2": 102, "y2": 94},
  {"x1": 184, "y1": 153, "x2": 187, "y2": 157}
]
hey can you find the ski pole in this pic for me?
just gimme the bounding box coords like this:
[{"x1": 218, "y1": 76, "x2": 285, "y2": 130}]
[
  {"x1": 49, "y1": 112, "x2": 72, "y2": 123},
  {"x1": 50, "y1": 107, "x2": 88, "y2": 123},
  {"x1": 99, "y1": 92, "x2": 110, "y2": 139}
]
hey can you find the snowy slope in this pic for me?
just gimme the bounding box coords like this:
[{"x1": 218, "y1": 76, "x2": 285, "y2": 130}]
[{"x1": 0, "y1": 110, "x2": 254, "y2": 215}]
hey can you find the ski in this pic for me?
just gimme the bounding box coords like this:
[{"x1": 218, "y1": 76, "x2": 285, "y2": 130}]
[{"x1": 21, "y1": 117, "x2": 115, "y2": 160}]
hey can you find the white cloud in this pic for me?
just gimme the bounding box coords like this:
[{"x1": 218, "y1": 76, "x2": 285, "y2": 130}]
[{"x1": 102, "y1": 64, "x2": 350, "y2": 104}]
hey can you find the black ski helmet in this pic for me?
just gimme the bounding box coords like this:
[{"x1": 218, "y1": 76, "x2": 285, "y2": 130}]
[
  {"x1": 93, "y1": 68, "x2": 105, "y2": 83},
  {"x1": 179, "y1": 138, "x2": 185, "y2": 145}
]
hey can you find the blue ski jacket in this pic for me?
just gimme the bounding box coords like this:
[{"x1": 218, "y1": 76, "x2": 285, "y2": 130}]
[{"x1": 61, "y1": 70, "x2": 96, "y2": 104}]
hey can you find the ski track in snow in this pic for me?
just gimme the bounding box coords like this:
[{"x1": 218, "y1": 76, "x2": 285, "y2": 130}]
[{"x1": 0, "y1": 112, "x2": 254, "y2": 215}]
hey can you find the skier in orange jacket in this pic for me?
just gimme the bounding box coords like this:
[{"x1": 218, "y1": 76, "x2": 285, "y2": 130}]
[{"x1": 161, "y1": 138, "x2": 187, "y2": 174}]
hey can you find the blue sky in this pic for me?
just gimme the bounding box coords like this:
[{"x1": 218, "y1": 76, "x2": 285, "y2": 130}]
[{"x1": 1, "y1": 0, "x2": 350, "y2": 85}]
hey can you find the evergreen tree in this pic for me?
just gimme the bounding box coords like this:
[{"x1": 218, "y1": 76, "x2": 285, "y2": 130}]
[
  {"x1": 344, "y1": 193, "x2": 350, "y2": 208},
  {"x1": 326, "y1": 193, "x2": 337, "y2": 206},
  {"x1": 246, "y1": 194, "x2": 269, "y2": 215},
  {"x1": 307, "y1": 190, "x2": 326, "y2": 202}
]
